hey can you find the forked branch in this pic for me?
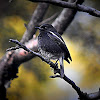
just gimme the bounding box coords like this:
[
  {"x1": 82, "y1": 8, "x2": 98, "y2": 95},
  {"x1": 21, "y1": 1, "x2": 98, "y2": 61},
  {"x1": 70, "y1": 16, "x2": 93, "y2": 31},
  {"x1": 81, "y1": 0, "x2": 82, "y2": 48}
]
[
  {"x1": 28, "y1": 0, "x2": 100, "y2": 17},
  {"x1": 7, "y1": 39, "x2": 100, "y2": 100}
]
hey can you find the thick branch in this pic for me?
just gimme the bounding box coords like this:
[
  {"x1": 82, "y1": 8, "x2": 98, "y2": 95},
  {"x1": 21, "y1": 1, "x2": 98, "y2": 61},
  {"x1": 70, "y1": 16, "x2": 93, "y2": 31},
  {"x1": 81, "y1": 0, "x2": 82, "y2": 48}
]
[
  {"x1": 0, "y1": 3, "x2": 49, "y2": 100},
  {"x1": 52, "y1": 0, "x2": 83, "y2": 35},
  {"x1": 28, "y1": 0, "x2": 100, "y2": 17},
  {"x1": 21, "y1": 3, "x2": 49, "y2": 43}
]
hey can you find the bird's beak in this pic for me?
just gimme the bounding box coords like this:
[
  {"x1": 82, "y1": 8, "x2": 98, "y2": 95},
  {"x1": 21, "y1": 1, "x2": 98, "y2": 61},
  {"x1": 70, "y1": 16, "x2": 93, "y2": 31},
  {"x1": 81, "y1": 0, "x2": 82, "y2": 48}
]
[
  {"x1": 35, "y1": 27, "x2": 42, "y2": 30},
  {"x1": 35, "y1": 27, "x2": 45, "y2": 31},
  {"x1": 35, "y1": 27, "x2": 39, "y2": 29}
]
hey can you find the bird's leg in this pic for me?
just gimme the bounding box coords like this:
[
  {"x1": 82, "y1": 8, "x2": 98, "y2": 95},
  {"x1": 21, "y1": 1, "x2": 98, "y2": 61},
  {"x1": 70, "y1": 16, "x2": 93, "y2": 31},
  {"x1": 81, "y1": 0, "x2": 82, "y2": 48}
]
[
  {"x1": 59, "y1": 56, "x2": 64, "y2": 78},
  {"x1": 53, "y1": 59, "x2": 59, "y2": 74},
  {"x1": 55, "y1": 59, "x2": 59, "y2": 66}
]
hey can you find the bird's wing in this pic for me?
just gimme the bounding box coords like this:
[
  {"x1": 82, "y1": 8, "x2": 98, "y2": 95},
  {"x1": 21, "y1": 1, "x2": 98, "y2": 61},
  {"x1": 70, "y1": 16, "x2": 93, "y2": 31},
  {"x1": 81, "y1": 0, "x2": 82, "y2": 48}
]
[
  {"x1": 48, "y1": 31, "x2": 65, "y2": 45},
  {"x1": 47, "y1": 31, "x2": 72, "y2": 63}
]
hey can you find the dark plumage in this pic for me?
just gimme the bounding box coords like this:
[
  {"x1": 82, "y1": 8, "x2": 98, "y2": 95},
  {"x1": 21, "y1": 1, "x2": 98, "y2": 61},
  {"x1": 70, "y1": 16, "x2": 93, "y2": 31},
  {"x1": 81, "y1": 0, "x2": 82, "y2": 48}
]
[{"x1": 35, "y1": 24, "x2": 72, "y2": 78}]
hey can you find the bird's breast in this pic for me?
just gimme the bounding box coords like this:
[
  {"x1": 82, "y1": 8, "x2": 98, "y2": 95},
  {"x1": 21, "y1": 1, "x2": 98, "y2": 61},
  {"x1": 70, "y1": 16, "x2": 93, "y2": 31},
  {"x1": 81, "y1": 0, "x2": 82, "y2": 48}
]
[{"x1": 38, "y1": 33, "x2": 64, "y2": 60}]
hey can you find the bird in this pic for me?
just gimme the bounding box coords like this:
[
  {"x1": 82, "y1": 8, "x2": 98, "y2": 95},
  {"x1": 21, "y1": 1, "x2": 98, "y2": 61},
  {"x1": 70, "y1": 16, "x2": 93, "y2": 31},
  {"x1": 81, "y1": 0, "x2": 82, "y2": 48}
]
[{"x1": 35, "y1": 24, "x2": 72, "y2": 78}]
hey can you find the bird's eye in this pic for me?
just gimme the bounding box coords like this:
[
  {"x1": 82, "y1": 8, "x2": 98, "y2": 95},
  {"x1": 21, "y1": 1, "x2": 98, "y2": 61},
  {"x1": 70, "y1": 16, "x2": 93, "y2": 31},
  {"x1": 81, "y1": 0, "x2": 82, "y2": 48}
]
[{"x1": 43, "y1": 26, "x2": 47, "y2": 29}]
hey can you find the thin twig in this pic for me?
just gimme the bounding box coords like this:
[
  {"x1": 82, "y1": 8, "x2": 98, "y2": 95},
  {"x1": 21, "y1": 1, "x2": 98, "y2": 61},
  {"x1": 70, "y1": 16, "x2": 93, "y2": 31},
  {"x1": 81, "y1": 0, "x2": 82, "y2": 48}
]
[
  {"x1": 7, "y1": 39, "x2": 90, "y2": 100},
  {"x1": 7, "y1": 39, "x2": 58, "y2": 69}
]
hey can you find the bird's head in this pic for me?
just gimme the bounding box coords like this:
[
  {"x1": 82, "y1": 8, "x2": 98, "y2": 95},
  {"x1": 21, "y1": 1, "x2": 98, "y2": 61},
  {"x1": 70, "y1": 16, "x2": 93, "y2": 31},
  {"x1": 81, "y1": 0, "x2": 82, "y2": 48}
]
[{"x1": 35, "y1": 24, "x2": 56, "y2": 32}]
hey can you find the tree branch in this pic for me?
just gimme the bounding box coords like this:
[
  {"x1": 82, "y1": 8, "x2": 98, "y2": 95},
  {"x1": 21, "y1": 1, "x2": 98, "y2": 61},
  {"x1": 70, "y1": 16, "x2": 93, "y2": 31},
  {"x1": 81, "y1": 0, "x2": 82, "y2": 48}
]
[
  {"x1": 21, "y1": 3, "x2": 49, "y2": 43},
  {"x1": 0, "y1": 3, "x2": 49, "y2": 100},
  {"x1": 52, "y1": 0, "x2": 83, "y2": 35},
  {"x1": 7, "y1": 39, "x2": 100, "y2": 100},
  {"x1": 28, "y1": 0, "x2": 100, "y2": 17}
]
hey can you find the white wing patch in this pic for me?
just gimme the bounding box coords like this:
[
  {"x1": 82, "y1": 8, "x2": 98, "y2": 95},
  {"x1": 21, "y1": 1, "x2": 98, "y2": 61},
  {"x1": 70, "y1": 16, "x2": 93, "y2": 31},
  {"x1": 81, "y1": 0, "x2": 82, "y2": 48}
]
[{"x1": 49, "y1": 31, "x2": 64, "y2": 44}]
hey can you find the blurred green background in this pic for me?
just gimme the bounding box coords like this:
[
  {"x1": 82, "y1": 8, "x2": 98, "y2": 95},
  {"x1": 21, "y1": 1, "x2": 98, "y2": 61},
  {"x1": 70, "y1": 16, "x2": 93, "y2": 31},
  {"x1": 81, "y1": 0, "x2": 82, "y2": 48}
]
[{"x1": 0, "y1": 0, "x2": 100, "y2": 100}]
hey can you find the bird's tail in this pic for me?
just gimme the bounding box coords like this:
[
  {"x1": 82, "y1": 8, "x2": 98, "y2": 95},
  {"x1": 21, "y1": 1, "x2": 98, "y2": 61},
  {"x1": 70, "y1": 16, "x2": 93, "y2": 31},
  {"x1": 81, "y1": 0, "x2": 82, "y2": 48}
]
[
  {"x1": 59, "y1": 57, "x2": 64, "y2": 78},
  {"x1": 64, "y1": 52, "x2": 72, "y2": 64}
]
